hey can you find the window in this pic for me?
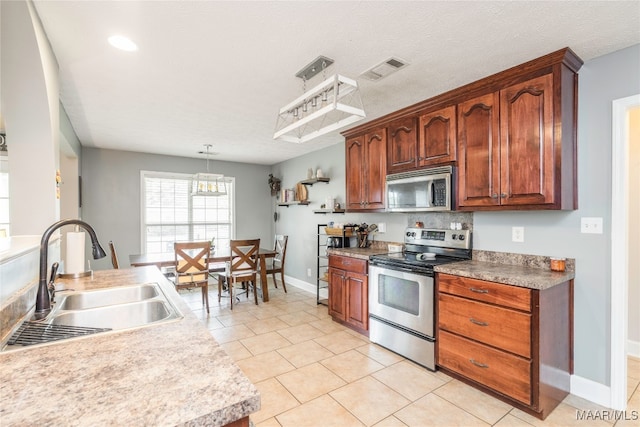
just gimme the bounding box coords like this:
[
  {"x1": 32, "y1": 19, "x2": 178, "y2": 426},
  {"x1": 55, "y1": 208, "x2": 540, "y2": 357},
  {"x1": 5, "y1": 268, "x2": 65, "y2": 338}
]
[{"x1": 141, "y1": 171, "x2": 234, "y2": 254}]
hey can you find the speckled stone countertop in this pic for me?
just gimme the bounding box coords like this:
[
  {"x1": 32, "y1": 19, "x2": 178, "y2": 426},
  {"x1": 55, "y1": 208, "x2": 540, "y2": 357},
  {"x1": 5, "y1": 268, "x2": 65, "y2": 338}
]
[
  {"x1": 329, "y1": 246, "x2": 575, "y2": 290},
  {"x1": 327, "y1": 241, "x2": 391, "y2": 260},
  {"x1": 435, "y1": 250, "x2": 575, "y2": 290},
  {"x1": 0, "y1": 267, "x2": 260, "y2": 426}
]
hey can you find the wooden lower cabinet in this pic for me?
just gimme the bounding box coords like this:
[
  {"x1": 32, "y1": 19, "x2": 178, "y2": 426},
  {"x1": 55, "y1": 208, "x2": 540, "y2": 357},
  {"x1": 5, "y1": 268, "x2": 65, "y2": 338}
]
[
  {"x1": 328, "y1": 255, "x2": 368, "y2": 334},
  {"x1": 436, "y1": 273, "x2": 573, "y2": 420}
]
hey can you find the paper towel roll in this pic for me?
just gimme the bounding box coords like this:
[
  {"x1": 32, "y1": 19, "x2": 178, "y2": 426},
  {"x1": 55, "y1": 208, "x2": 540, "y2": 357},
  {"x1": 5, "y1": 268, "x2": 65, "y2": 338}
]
[{"x1": 66, "y1": 232, "x2": 86, "y2": 274}]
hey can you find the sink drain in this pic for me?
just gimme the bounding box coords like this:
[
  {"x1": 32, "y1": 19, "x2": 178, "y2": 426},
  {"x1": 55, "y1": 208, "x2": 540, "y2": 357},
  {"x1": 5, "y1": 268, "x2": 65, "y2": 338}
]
[{"x1": 7, "y1": 322, "x2": 112, "y2": 347}]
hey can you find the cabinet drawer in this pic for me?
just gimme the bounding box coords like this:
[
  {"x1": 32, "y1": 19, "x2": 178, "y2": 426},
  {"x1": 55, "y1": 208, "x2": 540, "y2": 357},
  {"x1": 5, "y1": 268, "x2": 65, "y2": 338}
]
[
  {"x1": 438, "y1": 330, "x2": 531, "y2": 405},
  {"x1": 439, "y1": 293, "x2": 531, "y2": 358},
  {"x1": 329, "y1": 255, "x2": 367, "y2": 274},
  {"x1": 438, "y1": 274, "x2": 531, "y2": 312}
]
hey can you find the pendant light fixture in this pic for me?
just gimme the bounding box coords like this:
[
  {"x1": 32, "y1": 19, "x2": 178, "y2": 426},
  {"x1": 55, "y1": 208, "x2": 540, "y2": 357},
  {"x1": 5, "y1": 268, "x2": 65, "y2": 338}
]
[
  {"x1": 274, "y1": 56, "x2": 366, "y2": 143},
  {"x1": 192, "y1": 144, "x2": 227, "y2": 196}
]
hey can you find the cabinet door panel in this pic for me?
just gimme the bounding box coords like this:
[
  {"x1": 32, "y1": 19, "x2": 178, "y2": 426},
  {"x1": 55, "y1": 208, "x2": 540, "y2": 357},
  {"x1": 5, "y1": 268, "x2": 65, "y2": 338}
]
[
  {"x1": 418, "y1": 105, "x2": 457, "y2": 166},
  {"x1": 439, "y1": 293, "x2": 531, "y2": 358},
  {"x1": 364, "y1": 129, "x2": 387, "y2": 209},
  {"x1": 346, "y1": 273, "x2": 368, "y2": 330},
  {"x1": 328, "y1": 268, "x2": 346, "y2": 321},
  {"x1": 387, "y1": 117, "x2": 418, "y2": 174},
  {"x1": 457, "y1": 93, "x2": 501, "y2": 208},
  {"x1": 438, "y1": 273, "x2": 531, "y2": 311},
  {"x1": 500, "y1": 74, "x2": 554, "y2": 205},
  {"x1": 439, "y1": 330, "x2": 532, "y2": 405},
  {"x1": 345, "y1": 136, "x2": 364, "y2": 210}
]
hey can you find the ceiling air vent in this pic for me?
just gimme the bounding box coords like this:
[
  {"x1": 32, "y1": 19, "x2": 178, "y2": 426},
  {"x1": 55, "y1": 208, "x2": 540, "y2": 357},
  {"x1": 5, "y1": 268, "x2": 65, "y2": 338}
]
[{"x1": 360, "y1": 57, "x2": 409, "y2": 82}]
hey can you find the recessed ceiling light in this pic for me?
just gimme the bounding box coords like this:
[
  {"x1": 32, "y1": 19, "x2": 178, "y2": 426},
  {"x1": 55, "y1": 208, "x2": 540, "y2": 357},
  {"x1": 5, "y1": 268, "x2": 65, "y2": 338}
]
[{"x1": 108, "y1": 35, "x2": 138, "y2": 52}]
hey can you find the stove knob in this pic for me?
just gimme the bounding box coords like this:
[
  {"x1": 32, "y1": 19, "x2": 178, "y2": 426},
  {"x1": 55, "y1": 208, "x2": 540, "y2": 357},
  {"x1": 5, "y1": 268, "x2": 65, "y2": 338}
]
[
  {"x1": 406, "y1": 231, "x2": 412, "y2": 238},
  {"x1": 452, "y1": 234, "x2": 457, "y2": 240},
  {"x1": 458, "y1": 234, "x2": 465, "y2": 241}
]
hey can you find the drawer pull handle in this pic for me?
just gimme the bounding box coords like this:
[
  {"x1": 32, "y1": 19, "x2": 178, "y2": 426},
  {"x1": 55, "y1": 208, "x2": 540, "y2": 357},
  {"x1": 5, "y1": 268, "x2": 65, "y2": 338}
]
[
  {"x1": 469, "y1": 359, "x2": 489, "y2": 369},
  {"x1": 469, "y1": 287, "x2": 489, "y2": 294},
  {"x1": 469, "y1": 318, "x2": 489, "y2": 327}
]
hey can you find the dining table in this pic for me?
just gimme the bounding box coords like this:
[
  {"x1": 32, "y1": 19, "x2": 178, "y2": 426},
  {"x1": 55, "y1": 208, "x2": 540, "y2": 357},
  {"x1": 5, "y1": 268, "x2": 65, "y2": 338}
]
[{"x1": 129, "y1": 247, "x2": 277, "y2": 302}]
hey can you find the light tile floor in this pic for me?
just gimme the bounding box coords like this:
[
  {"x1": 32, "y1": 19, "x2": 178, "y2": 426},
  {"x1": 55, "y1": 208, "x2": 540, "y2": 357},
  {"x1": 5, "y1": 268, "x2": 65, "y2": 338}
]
[{"x1": 180, "y1": 282, "x2": 640, "y2": 427}]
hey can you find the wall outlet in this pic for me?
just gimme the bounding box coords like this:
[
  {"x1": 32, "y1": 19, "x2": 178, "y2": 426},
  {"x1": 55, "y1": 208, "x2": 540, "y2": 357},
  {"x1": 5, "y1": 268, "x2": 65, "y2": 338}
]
[
  {"x1": 377, "y1": 222, "x2": 386, "y2": 233},
  {"x1": 581, "y1": 217, "x2": 603, "y2": 234},
  {"x1": 512, "y1": 226, "x2": 525, "y2": 242},
  {"x1": 307, "y1": 268, "x2": 312, "y2": 278}
]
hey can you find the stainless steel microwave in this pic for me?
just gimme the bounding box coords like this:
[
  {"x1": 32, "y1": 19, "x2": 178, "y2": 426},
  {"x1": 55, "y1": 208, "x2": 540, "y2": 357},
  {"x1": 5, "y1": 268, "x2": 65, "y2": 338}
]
[{"x1": 386, "y1": 166, "x2": 453, "y2": 212}]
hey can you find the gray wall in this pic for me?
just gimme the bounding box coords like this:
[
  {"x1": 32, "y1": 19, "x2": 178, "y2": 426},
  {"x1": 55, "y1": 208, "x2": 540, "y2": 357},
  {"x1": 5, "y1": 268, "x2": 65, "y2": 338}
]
[
  {"x1": 81, "y1": 147, "x2": 273, "y2": 270},
  {"x1": 273, "y1": 44, "x2": 640, "y2": 386}
]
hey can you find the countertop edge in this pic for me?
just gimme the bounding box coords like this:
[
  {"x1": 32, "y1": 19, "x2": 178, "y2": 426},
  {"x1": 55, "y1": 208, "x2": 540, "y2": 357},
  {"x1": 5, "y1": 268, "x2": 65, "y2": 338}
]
[
  {"x1": 435, "y1": 260, "x2": 575, "y2": 290},
  {"x1": 0, "y1": 266, "x2": 260, "y2": 426}
]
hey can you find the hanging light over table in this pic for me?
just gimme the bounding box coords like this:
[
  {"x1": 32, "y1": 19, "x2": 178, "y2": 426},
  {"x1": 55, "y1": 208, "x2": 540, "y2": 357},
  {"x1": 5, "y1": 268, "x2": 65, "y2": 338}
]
[{"x1": 192, "y1": 144, "x2": 227, "y2": 196}]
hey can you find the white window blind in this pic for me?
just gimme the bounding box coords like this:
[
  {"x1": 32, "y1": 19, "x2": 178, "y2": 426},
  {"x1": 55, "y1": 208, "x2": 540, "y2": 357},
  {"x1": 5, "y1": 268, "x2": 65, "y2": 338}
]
[{"x1": 141, "y1": 171, "x2": 234, "y2": 254}]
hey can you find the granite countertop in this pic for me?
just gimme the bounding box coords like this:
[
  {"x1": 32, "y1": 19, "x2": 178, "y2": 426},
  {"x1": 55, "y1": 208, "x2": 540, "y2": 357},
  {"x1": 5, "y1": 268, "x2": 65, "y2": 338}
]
[
  {"x1": 435, "y1": 259, "x2": 575, "y2": 290},
  {"x1": 327, "y1": 245, "x2": 389, "y2": 260},
  {"x1": 0, "y1": 266, "x2": 259, "y2": 426},
  {"x1": 329, "y1": 246, "x2": 575, "y2": 290}
]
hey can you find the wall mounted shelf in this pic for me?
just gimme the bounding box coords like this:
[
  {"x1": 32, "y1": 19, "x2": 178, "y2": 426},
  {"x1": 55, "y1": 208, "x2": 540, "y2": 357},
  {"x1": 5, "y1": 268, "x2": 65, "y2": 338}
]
[
  {"x1": 313, "y1": 209, "x2": 345, "y2": 214},
  {"x1": 301, "y1": 177, "x2": 330, "y2": 186},
  {"x1": 278, "y1": 201, "x2": 310, "y2": 207}
]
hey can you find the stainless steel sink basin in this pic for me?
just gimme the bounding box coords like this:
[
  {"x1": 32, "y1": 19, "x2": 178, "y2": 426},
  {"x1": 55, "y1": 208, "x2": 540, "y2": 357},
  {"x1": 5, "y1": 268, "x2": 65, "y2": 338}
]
[
  {"x1": 57, "y1": 283, "x2": 159, "y2": 310},
  {"x1": 49, "y1": 300, "x2": 176, "y2": 330},
  {"x1": 2, "y1": 283, "x2": 183, "y2": 351}
]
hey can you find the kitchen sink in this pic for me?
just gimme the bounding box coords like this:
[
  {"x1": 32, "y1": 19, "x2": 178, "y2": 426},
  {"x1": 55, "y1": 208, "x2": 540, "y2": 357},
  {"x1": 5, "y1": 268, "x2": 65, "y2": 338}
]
[
  {"x1": 57, "y1": 283, "x2": 159, "y2": 310},
  {"x1": 3, "y1": 283, "x2": 182, "y2": 351},
  {"x1": 49, "y1": 300, "x2": 176, "y2": 330}
]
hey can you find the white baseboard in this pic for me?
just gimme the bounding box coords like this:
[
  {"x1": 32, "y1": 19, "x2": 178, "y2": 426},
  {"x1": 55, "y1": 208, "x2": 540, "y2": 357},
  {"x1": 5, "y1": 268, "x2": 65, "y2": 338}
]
[
  {"x1": 628, "y1": 339, "x2": 640, "y2": 358},
  {"x1": 282, "y1": 275, "x2": 326, "y2": 298},
  {"x1": 570, "y1": 375, "x2": 612, "y2": 409}
]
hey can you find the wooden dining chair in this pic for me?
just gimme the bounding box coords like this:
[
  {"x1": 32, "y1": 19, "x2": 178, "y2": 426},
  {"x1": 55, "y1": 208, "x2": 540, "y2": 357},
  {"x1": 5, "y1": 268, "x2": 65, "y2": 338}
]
[
  {"x1": 172, "y1": 241, "x2": 210, "y2": 313},
  {"x1": 109, "y1": 241, "x2": 119, "y2": 269},
  {"x1": 217, "y1": 239, "x2": 260, "y2": 310},
  {"x1": 264, "y1": 235, "x2": 288, "y2": 292}
]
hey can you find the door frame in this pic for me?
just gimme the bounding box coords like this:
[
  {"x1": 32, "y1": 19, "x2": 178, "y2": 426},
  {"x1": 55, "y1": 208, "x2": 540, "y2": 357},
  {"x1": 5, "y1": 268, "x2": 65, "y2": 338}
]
[{"x1": 610, "y1": 93, "x2": 639, "y2": 410}]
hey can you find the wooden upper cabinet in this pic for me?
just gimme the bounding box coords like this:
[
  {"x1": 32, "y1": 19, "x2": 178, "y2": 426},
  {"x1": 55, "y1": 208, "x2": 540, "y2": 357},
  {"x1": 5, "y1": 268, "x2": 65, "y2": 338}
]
[
  {"x1": 343, "y1": 48, "x2": 581, "y2": 211},
  {"x1": 364, "y1": 129, "x2": 387, "y2": 210},
  {"x1": 500, "y1": 74, "x2": 554, "y2": 206},
  {"x1": 345, "y1": 135, "x2": 364, "y2": 211},
  {"x1": 457, "y1": 93, "x2": 501, "y2": 208},
  {"x1": 418, "y1": 105, "x2": 457, "y2": 167},
  {"x1": 345, "y1": 128, "x2": 387, "y2": 211},
  {"x1": 387, "y1": 117, "x2": 418, "y2": 174},
  {"x1": 458, "y1": 73, "x2": 570, "y2": 210}
]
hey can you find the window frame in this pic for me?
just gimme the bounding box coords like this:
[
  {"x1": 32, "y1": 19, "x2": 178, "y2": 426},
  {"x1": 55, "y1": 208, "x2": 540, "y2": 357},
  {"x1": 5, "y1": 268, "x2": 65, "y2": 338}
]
[{"x1": 139, "y1": 170, "x2": 236, "y2": 254}]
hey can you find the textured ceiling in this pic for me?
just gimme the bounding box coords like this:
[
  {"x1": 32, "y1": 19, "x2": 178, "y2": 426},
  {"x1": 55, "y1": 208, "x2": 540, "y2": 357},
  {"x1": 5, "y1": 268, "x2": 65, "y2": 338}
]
[{"x1": 32, "y1": 1, "x2": 640, "y2": 165}]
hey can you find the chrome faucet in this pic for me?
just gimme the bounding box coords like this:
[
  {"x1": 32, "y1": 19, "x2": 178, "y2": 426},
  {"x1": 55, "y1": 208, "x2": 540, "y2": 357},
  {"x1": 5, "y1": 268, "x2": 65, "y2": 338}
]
[{"x1": 36, "y1": 219, "x2": 107, "y2": 318}]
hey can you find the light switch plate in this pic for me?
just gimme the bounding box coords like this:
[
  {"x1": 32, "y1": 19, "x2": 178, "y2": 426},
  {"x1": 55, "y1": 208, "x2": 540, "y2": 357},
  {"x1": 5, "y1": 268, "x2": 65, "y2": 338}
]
[
  {"x1": 581, "y1": 217, "x2": 603, "y2": 234},
  {"x1": 512, "y1": 226, "x2": 525, "y2": 242}
]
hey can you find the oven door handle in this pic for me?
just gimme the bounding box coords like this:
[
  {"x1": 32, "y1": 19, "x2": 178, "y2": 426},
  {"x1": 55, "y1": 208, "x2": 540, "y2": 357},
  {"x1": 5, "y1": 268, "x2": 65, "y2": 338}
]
[{"x1": 371, "y1": 264, "x2": 422, "y2": 274}]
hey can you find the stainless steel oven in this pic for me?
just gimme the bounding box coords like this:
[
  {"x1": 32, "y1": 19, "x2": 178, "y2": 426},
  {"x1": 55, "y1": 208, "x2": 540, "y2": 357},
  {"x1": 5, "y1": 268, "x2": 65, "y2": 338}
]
[{"x1": 369, "y1": 227, "x2": 471, "y2": 371}]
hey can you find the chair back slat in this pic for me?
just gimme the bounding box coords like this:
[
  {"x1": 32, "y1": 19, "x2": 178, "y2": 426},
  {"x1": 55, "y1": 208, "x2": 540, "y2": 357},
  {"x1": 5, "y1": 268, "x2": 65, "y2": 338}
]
[
  {"x1": 174, "y1": 241, "x2": 210, "y2": 279},
  {"x1": 273, "y1": 235, "x2": 288, "y2": 265},
  {"x1": 229, "y1": 239, "x2": 260, "y2": 276},
  {"x1": 172, "y1": 240, "x2": 210, "y2": 313},
  {"x1": 109, "y1": 241, "x2": 119, "y2": 269}
]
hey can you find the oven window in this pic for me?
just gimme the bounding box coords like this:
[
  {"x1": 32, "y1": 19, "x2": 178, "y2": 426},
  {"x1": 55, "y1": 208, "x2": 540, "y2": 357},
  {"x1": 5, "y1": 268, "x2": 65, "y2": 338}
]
[{"x1": 377, "y1": 274, "x2": 419, "y2": 315}]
